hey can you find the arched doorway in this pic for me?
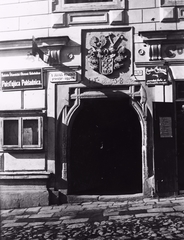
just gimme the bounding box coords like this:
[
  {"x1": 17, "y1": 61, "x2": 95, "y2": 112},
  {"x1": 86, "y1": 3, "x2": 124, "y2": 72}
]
[{"x1": 68, "y1": 96, "x2": 142, "y2": 195}]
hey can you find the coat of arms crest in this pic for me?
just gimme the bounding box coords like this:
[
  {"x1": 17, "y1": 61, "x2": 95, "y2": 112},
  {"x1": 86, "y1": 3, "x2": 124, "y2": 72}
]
[{"x1": 87, "y1": 33, "x2": 129, "y2": 76}]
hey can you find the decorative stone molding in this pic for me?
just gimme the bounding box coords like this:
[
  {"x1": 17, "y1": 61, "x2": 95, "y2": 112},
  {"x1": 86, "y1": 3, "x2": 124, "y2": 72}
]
[
  {"x1": 138, "y1": 30, "x2": 184, "y2": 66},
  {"x1": 0, "y1": 171, "x2": 50, "y2": 180},
  {"x1": 159, "y1": 0, "x2": 184, "y2": 22},
  {"x1": 82, "y1": 27, "x2": 134, "y2": 86},
  {"x1": 160, "y1": 0, "x2": 184, "y2": 7},
  {"x1": 59, "y1": 86, "x2": 148, "y2": 196},
  {"x1": 30, "y1": 36, "x2": 69, "y2": 66},
  {"x1": 149, "y1": 44, "x2": 162, "y2": 61},
  {"x1": 51, "y1": 10, "x2": 126, "y2": 27},
  {"x1": 68, "y1": 12, "x2": 108, "y2": 25},
  {"x1": 139, "y1": 30, "x2": 184, "y2": 41},
  {"x1": 178, "y1": 7, "x2": 184, "y2": 19},
  {"x1": 0, "y1": 36, "x2": 69, "y2": 52},
  {"x1": 51, "y1": 13, "x2": 65, "y2": 28},
  {"x1": 109, "y1": 10, "x2": 125, "y2": 25},
  {"x1": 52, "y1": 0, "x2": 125, "y2": 13},
  {"x1": 160, "y1": 6, "x2": 176, "y2": 22}
]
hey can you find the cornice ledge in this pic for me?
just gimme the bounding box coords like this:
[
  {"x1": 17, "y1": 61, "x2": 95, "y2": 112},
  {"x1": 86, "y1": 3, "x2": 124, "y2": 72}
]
[
  {"x1": 135, "y1": 60, "x2": 166, "y2": 67},
  {"x1": 139, "y1": 30, "x2": 184, "y2": 42},
  {"x1": 0, "y1": 171, "x2": 50, "y2": 179},
  {"x1": 0, "y1": 36, "x2": 70, "y2": 52}
]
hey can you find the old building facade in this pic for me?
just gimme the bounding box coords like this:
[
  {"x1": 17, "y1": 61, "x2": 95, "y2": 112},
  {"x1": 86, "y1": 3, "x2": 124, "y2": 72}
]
[{"x1": 1, "y1": 0, "x2": 184, "y2": 209}]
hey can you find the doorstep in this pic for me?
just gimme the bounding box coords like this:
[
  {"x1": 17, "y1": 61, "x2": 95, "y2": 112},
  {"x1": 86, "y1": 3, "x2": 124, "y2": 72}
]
[{"x1": 67, "y1": 193, "x2": 144, "y2": 203}]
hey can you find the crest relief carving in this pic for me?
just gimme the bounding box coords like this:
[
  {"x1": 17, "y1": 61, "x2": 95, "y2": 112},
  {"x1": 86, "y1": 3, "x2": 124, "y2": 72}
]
[{"x1": 82, "y1": 28, "x2": 134, "y2": 86}]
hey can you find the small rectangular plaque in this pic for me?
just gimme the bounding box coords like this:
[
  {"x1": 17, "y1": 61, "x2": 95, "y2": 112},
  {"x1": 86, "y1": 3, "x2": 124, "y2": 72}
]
[
  {"x1": 159, "y1": 117, "x2": 173, "y2": 138},
  {"x1": 50, "y1": 71, "x2": 76, "y2": 83}
]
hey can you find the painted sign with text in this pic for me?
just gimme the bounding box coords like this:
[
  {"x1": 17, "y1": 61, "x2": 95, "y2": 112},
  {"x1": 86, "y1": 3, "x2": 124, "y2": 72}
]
[
  {"x1": 49, "y1": 71, "x2": 76, "y2": 83},
  {"x1": 145, "y1": 66, "x2": 168, "y2": 85},
  {"x1": 1, "y1": 69, "x2": 42, "y2": 91}
]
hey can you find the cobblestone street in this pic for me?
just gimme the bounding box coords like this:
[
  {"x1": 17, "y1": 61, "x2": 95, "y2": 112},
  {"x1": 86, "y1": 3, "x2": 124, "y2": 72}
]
[{"x1": 1, "y1": 196, "x2": 184, "y2": 239}]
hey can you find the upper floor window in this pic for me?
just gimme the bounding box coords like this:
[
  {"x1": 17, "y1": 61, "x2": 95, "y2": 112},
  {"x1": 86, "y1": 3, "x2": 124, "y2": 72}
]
[
  {"x1": 160, "y1": 0, "x2": 184, "y2": 7},
  {"x1": 52, "y1": 0, "x2": 125, "y2": 12},
  {"x1": 65, "y1": 0, "x2": 112, "y2": 2}
]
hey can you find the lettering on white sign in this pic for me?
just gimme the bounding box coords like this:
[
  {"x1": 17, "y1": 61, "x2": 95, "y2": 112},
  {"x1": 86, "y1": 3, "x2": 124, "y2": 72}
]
[
  {"x1": 146, "y1": 67, "x2": 167, "y2": 76},
  {"x1": 50, "y1": 71, "x2": 76, "y2": 83},
  {"x1": 145, "y1": 66, "x2": 168, "y2": 86},
  {"x1": 1, "y1": 69, "x2": 42, "y2": 91}
]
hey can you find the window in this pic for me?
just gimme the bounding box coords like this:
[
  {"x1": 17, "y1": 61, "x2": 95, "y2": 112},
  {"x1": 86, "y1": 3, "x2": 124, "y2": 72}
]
[
  {"x1": 3, "y1": 117, "x2": 43, "y2": 150},
  {"x1": 176, "y1": 81, "x2": 184, "y2": 100},
  {"x1": 4, "y1": 120, "x2": 19, "y2": 146},
  {"x1": 53, "y1": 0, "x2": 125, "y2": 12},
  {"x1": 23, "y1": 119, "x2": 39, "y2": 146}
]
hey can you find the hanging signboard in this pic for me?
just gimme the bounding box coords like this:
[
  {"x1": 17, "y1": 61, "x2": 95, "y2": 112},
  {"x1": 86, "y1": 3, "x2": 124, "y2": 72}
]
[
  {"x1": 1, "y1": 69, "x2": 43, "y2": 91},
  {"x1": 145, "y1": 66, "x2": 168, "y2": 85}
]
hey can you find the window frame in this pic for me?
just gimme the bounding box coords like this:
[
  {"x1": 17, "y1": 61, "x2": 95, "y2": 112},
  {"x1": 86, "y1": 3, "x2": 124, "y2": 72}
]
[
  {"x1": 175, "y1": 80, "x2": 184, "y2": 101},
  {"x1": 3, "y1": 118, "x2": 21, "y2": 148},
  {"x1": 160, "y1": 0, "x2": 184, "y2": 7},
  {"x1": 52, "y1": 0, "x2": 125, "y2": 12},
  {"x1": 2, "y1": 116, "x2": 43, "y2": 150}
]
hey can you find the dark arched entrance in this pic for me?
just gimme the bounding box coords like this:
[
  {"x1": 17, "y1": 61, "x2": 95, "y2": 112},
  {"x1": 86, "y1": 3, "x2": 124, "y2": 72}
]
[{"x1": 68, "y1": 97, "x2": 142, "y2": 195}]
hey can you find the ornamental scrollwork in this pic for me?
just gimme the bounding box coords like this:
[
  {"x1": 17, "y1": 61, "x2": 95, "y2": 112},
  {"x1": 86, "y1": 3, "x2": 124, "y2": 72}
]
[{"x1": 87, "y1": 33, "x2": 129, "y2": 76}]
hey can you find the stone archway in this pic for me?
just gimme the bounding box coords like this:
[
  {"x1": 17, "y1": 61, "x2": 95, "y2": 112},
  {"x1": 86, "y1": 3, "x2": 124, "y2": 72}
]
[{"x1": 60, "y1": 87, "x2": 147, "y2": 195}]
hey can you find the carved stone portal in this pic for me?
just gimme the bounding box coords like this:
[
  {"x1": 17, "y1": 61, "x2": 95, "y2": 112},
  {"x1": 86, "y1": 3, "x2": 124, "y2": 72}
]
[{"x1": 60, "y1": 87, "x2": 148, "y2": 195}]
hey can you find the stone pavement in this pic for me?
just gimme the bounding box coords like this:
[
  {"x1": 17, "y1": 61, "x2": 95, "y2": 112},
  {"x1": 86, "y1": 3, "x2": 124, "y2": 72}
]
[{"x1": 1, "y1": 195, "x2": 184, "y2": 240}]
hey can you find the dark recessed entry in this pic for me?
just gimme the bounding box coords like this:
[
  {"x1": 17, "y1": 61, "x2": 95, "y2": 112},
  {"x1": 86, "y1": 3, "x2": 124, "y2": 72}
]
[
  {"x1": 176, "y1": 102, "x2": 184, "y2": 191},
  {"x1": 68, "y1": 97, "x2": 142, "y2": 195}
]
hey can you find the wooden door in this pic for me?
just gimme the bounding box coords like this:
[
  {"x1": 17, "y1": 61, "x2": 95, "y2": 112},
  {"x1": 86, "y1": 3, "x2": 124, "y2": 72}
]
[{"x1": 153, "y1": 102, "x2": 177, "y2": 196}]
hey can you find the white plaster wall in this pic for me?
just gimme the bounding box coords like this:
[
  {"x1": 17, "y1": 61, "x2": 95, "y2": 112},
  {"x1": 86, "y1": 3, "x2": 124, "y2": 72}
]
[
  {"x1": 4, "y1": 153, "x2": 46, "y2": 171},
  {"x1": 171, "y1": 66, "x2": 184, "y2": 79},
  {"x1": 165, "y1": 84, "x2": 173, "y2": 102},
  {"x1": 24, "y1": 90, "x2": 45, "y2": 109},
  {"x1": 0, "y1": 91, "x2": 21, "y2": 110},
  {"x1": 0, "y1": 55, "x2": 49, "y2": 72},
  {"x1": 154, "y1": 85, "x2": 164, "y2": 102}
]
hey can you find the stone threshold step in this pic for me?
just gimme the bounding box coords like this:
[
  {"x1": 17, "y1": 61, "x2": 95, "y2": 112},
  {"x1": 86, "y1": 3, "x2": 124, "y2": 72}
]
[{"x1": 67, "y1": 193, "x2": 144, "y2": 203}]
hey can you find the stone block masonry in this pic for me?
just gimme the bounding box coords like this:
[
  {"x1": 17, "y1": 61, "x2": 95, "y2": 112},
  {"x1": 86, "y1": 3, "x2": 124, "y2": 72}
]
[{"x1": 0, "y1": 190, "x2": 49, "y2": 209}]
